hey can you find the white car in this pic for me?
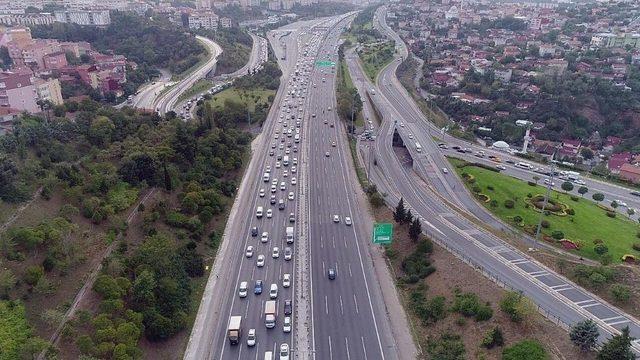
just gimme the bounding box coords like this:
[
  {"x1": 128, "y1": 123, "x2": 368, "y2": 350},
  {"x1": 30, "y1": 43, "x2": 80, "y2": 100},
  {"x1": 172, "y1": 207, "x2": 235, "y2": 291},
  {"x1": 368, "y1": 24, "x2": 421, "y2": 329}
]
[
  {"x1": 283, "y1": 317, "x2": 291, "y2": 333},
  {"x1": 283, "y1": 273, "x2": 291, "y2": 287},
  {"x1": 256, "y1": 255, "x2": 265, "y2": 267},
  {"x1": 288, "y1": 192, "x2": 295, "y2": 200},
  {"x1": 261, "y1": 232, "x2": 269, "y2": 243},
  {"x1": 272, "y1": 247, "x2": 280, "y2": 258},
  {"x1": 291, "y1": 177, "x2": 297, "y2": 185},
  {"x1": 270, "y1": 284, "x2": 278, "y2": 299},
  {"x1": 442, "y1": 168, "x2": 449, "y2": 174},
  {"x1": 271, "y1": 185, "x2": 277, "y2": 193},
  {"x1": 283, "y1": 170, "x2": 288, "y2": 178},
  {"x1": 279, "y1": 343, "x2": 289, "y2": 360},
  {"x1": 291, "y1": 166, "x2": 297, "y2": 173},
  {"x1": 333, "y1": 214, "x2": 340, "y2": 223},
  {"x1": 276, "y1": 161, "x2": 281, "y2": 168},
  {"x1": 246, "y1": 245, "x2": 254, "y2": 258},
  {"x1": 266, "y1": 165, "x2": 271, "y2": 173},
  {"x1": 259, "y1": 189, "x2": 265, "y2": 197},
  {"x1": 247, "y1": 328, "x2": 256, "y2": 346},
  {"x1": 332, "y1": 141, "x2": 336, "y2": 147},
  {"x1": 345, "y1": 217, "x2": 352, "y2": 226},
  {"x1": 280, "y1": 182, "x2": 286, "y2": 191},
  {"x1": 325, "y1": 151, "x2": 330, "y2": 157},
  {"x1": 267, "y1": 209, "x2": 273, "y2": 218},
  {"x1": 238, "y1": 281, "x2": 248, "y2": 298}
]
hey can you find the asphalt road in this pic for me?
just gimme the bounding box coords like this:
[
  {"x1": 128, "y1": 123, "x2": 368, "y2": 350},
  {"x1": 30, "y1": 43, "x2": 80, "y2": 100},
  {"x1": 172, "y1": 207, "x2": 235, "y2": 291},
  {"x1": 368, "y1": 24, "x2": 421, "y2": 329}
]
[{"x1": 345, "y1": 5, "x2": 640, "y2": 352}]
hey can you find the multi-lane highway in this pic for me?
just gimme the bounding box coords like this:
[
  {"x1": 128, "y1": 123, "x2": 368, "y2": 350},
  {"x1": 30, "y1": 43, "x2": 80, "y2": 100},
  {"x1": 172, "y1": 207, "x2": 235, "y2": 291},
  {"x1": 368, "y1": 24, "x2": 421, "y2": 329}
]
[{"x1": 346, "y1": 4, "x2": 640, "y2": 351}]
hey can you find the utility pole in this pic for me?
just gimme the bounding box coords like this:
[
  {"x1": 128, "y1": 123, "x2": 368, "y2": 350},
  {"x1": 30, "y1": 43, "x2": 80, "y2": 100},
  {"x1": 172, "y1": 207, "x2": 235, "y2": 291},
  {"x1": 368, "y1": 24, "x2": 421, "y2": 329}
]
[{"x1": 533, "y1": 146, "x2": 559, "y2": 250}]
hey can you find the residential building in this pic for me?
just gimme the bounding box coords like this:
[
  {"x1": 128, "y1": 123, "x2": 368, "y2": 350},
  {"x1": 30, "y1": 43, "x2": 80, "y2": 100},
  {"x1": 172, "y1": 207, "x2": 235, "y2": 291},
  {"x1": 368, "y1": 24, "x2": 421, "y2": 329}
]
[
  {"x1": 54, "y1": 9, "x2": 111, "y2": 26},
  {"x1": 34, "y1": 77, "x2": 63, "y2": 106},
  {"x1": 0, "y1": 13, "x2": 55, "y2": 26},
  {"x1": 188, "y1": 11, "x2": 219, "y2": 30},
  {"x1": 0, "y1": 71, "x2": 38, "y2": 113},
  {"x1": 619, "y1": 163, "x2": 640, "y2": 183}
]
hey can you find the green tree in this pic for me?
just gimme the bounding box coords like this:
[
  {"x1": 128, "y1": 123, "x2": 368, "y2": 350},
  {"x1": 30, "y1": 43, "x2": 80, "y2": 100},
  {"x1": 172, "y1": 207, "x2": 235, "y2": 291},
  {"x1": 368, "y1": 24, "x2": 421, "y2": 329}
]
[
  {"x1": 409, "y1": 218, "x2": 422, "y2": 242},
  {"x1": 561, "y1": 181, "x2": 574, "y2": 192},
  {"x1": 427, "y1": 332, "x2": 466, "y2": 360},
  {"x1": 393, "y1": 198, "x2": 406, "y2": 223},
  {"x1": 405, "y1": 209, "x2": 413, "y2": 224},
  {"x1": 502, "y1": 339, "x2": 548, "y2": 360},
  {"x1": 627, "y1": 208, "x2": 635, "y2": 218},
  {"x1": 610, "y1": 284, "x2": 631, "y2": 303},
  {"x1": 611, "y1": 201, "x2": 619, "y2": 209},
  {"x1": 594, "y1": 243, "x2": 609, "y2": 256},
  {"x1": 578, "y1": 186, "x2": 588, "y2": 197},
  {"x1": 24, "y1": 265, "x2": 44, "y2": 286},
  {"x1": 570, "y1": 319, "x2": 599, "y2": 351},
  {"x1": 88, "y1": 116, "x2": 115, "y2": 146},
  {"x1": 597, "y1": 326, "x2": 634, "y2": 360},
  {"x1": 592, "y1": 193, "x2": 604, "y2": 202}
]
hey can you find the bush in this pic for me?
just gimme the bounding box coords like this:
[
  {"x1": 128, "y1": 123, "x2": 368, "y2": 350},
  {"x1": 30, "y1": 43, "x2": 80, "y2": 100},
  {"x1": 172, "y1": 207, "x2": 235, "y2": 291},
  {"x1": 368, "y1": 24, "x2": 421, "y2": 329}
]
[
  {"x1": 540, "y1": 220, "x2": 550, "y2": 228},
  {"x1": 633, "y1": 243, "x2": 640, "y2": 251},
  {"x1": 487, "y1": 185, "x2": 494, "y2": 191},
  {"x1": 472, "y1": 185, "x2": 481, "y2": 193},
  {"x1": 24, "y1": 266, "x2": 44, "y2": 286},
  {"x1": 411, "y1": 291, "x2": 447, "y2": 325},
  {"x1": 481, "y1": 327, "x2": 504, "y2": 349},
  {"x1": 610, "y1": 284, "x2": 631, "y2": 303},
  {"x1": 502, "y1": 339, "x2": 548, "y2": 360},
  {"x1": 527, "y1": 181, "x2": 536, "y2": 186},
  {"x1": 504, "y1": 199, "x2": 515, "y2": 209},
  {"x1": 451, "y1": 291, "x2": 493, "y2": 322},
  {"x1": 606, "y1": 211, "x2": 616, "y2": 218},
  {"x1": 500, "y1": 291, "x2": 534, "y2": 323},
  {"x1": 490, "y1": 199, "x2": 498, "y2": 208},
  {"x1": 512, "y1": 215, "x2": 523, "y2": 224},
  {"x1": 527, "y1": 193, "x2": 533, "y2": 198},
  {"x1": 566, "y1": 208, "x2": 575, "y2": 215},
  {"x1": 427, "y1": 333, "x2": 466, "y2": 360},
  {"x1": 570, "y1": 195, "x2": 579, "y2": 201},
  {"x1": 551, "y1": 230, "x2": 564, "y2": 240}
]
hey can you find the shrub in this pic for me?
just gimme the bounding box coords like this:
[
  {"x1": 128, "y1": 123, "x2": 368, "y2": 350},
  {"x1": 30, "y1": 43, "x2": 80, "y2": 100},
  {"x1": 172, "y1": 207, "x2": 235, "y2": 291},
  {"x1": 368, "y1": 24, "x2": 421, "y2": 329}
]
[
  {"x1": 24, "y1": 266, "x2": 44, "y2": 286},
  {"x1": 481, "y1": 327, "x2": 504, "y2": 349},
  {"x1": 502, "y1": 340, "x2": 548, "y2": 360},
  {"x1": 513, "y1": 215, "x2": 523, "y2": 224},
  {"x1": 427, "y1": 333, "x2": 466, "y2": 360},
  {"x1": 527, "y1": 181, "x2": 536, "y2": 186},
  {"x1": 610, "y1": 284, "x2": 631, "y2": 303},
  {"x1": 551, "y1": 230, "x2": 564, "y2": 240},
  {"x1": 633, "y1": 243, "x2": 640, "y2": 251},
  {"x1": 490, "y1": 199, "x2": 498, "y2": 208},
  {"x1": 472, "y1": 185, "x2": 481, "y2": 193},
  {"x1": 606, "y1": 211, "x2": 616, "y2": 218},
  {"x1": 527, "y1": 193, "x2": 533, "y2": 198},
  {"x1": 594, "y1": 243, "x2": 609, "y2": 256},
  {"x1": 570, "y1": 195, "x2": 579, "y2": 202},
  {"x1": 593, "y1": 238, "x2": 604, "y2": 244},
  {"x1": 540, "y1": 220, "x2": 550, "y2": 228},
  {"x1": 451, "y1": 291, "x2": 493, "y2": 322},
  {"x1": 504, "y1": 199, "x2": 515, "y2": 209},
  {"x1": 487, "y1": 185, "x2": 494, "y2": 191},
  {"x1": 566, "y1": 208, "x2": 575, "y2": 215}
]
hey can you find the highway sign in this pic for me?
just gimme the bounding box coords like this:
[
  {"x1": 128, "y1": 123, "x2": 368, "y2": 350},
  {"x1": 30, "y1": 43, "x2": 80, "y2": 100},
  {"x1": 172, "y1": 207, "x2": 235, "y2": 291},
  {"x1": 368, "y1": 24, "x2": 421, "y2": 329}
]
[
  {"x1": 372, "y1": 223, "x2": 393, "y2": 244},
  {"x1": 315, "y1": 60, "x2": 336, "y2": 67}
]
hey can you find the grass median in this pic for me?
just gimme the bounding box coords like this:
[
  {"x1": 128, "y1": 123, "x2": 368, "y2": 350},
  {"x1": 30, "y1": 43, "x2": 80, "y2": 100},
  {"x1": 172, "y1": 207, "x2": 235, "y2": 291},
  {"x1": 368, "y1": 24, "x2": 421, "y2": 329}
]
[{"x1": 448, "y1": 157, "x2": 640, "y2": 263}]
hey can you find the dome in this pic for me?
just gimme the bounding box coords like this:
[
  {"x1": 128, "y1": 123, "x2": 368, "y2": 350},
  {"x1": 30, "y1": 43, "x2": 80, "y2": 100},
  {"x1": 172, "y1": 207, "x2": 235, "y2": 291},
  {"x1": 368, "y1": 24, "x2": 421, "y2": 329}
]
[{"x1": 492, "y1": 141, "x2": 510, "y2": 149}]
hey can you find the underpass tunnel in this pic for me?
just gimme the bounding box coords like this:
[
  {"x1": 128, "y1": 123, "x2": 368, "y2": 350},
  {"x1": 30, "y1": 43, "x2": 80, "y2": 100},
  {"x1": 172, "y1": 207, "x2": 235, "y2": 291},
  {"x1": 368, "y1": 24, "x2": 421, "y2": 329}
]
[{"x1": 392, "y1": 128, "x2": 413, "y2": 168}]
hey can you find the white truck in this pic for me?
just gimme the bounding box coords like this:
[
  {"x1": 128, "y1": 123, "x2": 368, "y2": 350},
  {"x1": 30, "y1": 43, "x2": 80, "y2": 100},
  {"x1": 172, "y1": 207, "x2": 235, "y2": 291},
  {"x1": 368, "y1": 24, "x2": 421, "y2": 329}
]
[
  {"x1": 286, "y1": 226, "x2": 294, "y2": 244},
  {"x1": 265, "y1": 300, "x2": 277, "y2": 328},
  {"x1": 227, "y1": 316, "x2": 242, "y2": 345}
]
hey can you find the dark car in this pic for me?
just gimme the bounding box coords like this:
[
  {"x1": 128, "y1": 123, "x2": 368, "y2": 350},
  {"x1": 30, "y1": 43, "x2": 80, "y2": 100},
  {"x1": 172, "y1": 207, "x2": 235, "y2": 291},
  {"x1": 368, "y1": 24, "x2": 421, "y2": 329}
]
[
  {"x1": 631, "y1": 191, "x2": 640, "y2": 197},
  {"x1": 254, "y1": 280, "x2": 263, "y2": 294},
  {"x1": 251, "y1": 227, "x2": 258, "y2": 237},
  {"x1": 289, "y1": 213, "x2": 295, "y2": 223},
  {"x1": 328, "y1": 268, "x2": 336, "y2": 280},
  {"x1": 284, "y1": 300, "x2": 292, "y2": 315}
]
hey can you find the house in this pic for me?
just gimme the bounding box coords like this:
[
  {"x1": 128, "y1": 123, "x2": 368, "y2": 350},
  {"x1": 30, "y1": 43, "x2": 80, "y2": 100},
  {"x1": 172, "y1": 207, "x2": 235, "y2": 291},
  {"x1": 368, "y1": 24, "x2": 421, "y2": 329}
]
[
  {"x1": 607, "y1": 152, "x2": 631, "y2": 173},
  {"x1": 619, "y1": 163, "x2": 640, "y2": 183}
]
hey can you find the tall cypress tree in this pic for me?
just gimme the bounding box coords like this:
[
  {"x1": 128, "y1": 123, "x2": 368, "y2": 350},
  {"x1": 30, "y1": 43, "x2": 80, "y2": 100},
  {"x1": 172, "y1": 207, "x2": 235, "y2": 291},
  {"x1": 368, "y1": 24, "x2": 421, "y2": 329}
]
[{"x1": 393, "y1": 197, "x2": 406, "y2": 223}]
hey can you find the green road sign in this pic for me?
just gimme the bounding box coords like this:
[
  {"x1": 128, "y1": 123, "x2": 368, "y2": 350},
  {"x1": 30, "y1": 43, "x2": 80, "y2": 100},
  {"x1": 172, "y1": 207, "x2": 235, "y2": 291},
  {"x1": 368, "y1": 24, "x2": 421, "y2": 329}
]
[
  {"x1": 315, "y1": 60, "x2": 335, "y2": 67},
  {"x1": 372, "y1": 223, "x2": 393, "y2": 244}
]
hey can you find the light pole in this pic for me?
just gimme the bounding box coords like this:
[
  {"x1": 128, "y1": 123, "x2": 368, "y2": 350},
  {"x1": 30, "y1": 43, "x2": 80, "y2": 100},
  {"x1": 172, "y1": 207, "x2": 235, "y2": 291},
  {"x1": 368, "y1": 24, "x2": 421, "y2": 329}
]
[{"x1": 533, "y1": 146, "x2": 560, "y2": 250}]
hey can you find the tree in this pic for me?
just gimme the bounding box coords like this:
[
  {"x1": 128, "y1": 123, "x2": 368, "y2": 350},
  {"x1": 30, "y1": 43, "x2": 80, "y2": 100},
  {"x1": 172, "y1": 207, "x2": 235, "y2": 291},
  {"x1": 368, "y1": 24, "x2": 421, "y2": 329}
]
[
  {"x1": 532, "y1": 175, "x2": 540, "y2": 184},
  {"x1": 594, "y1": 243, "x2": 608, "y2": 256},
  {"x1": 581, "y1": 147, "x2": 594, "y2": 160},
  {"x1": 561, "y1": 181, "x2": 574, "y2": 192},
  {"x1": 393, "y1": 198, "x2": 406, "y2": 223},
  {"x1": 597, "y1": 326, "x2": 634, "y2": 360},
  {"x1": 409, "y1": 218, "x2": 422, "y2": 242},
  {"x1": 405, "y1": 209, "x2": 413, "y2": 224},
  {"x1": 611, "y1": 201, "x2": 619, "y2": 209},
  {"x1": 578, "y1": 186, "x2": 588, "y2": 197},
  {"x1": 570, "y1": 319, "x2": 599, "y2": 351},
  {"x1": 592, "y1": 193, "x2": 604, "y2": 202},
  {"x1": 610, "y1": 284, "x2": 631, "y2": 303},
  {"x1": 502, "y1": 339, "x2": 548, "y2": 360},
  {"x1": 627, "y1": 208, "x2": 635, "y2": 218}
]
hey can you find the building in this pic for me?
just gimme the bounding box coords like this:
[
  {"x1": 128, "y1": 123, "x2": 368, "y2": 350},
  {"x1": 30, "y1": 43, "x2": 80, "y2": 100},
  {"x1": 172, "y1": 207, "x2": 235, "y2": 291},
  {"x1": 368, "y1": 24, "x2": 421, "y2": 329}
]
[
  {"x1": 34, "y1": 77, "x2": 63, "y2": 106},
  {"x1": 0, "y1": 71, "x2": 38, "y2": 113},
  {"x1": 54, "y1": 9, "x2": 111, "y2": 26},
  {"x1": 220, "y1": 17, "x2": 232, "y2": 28},
  {"x1": 188, "y1": 11, "x2": 219, "y2": 30},
  {"x1": 591, "y1": 33, "x2": 640, "y2": 49},
  {"x1": 538, "y1": 43, "x2": 556, "y2": 57},
  {"x1": 619, "y1": 163, "x2": 640, "y2": 183},
  {"x1": 0, "y1": 13, "x2": 56, "y2": 26}
]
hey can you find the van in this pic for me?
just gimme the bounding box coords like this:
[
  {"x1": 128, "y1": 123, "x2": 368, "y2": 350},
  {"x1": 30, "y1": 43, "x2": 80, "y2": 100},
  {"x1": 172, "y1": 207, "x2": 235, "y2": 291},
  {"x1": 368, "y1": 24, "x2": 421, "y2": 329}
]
[
  {"x1": 264, "y1": 351, "x2": 273, "y2": 360},
  {"x1": 263, "y1": 173, "x2": 270, "y2": 182},
  {"x1": 256, "y1": 206, "x2": 264, "y2": 218}
]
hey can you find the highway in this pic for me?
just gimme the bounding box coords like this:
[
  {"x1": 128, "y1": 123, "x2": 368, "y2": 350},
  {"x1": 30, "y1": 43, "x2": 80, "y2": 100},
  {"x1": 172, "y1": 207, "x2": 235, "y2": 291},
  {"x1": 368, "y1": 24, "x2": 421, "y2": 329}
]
[
  {"x1": 345, "y1": 4, "x2": 640, "y2": 351},
  {"x1": 184, "y1": 14, "x2": 407, "y2": 360}
]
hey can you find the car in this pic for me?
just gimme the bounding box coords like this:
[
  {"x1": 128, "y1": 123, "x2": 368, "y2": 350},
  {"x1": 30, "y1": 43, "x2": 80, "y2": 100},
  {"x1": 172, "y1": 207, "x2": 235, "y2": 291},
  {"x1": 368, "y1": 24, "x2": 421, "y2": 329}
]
[
  {"x1": 279, "y1": 343, "x2": 289, "y2": 360},
  {"x1": 272, "y1": 247, "x2": 280, "y2": 258},
  {"x1": 246, "y1": 246, "x2": 254, "y2": 258},
  {"x1": 289, "y1": 213, "x2": 295, "y2": 223},
  {"x1": 332, "y1": 141, "x2": 336, "y2": 147},
  {"x1": 284, "y1": 299, "x2": 292, "y2": 315},
  {"x1": 247, "y1": 328, "x2": 256, "y2": 346},
  {"x1": 261, "y1": 232, "x2": 269, "y2": 243},
  {"x1": 238, "y1": 281, "x2": 248, "y2": 298},
  {"x1": 288, "y1": 192, "x2": 295, "y2": 200},
  {"x1": 283, "y1": 316, "x2": 291, "y2": 333},
  {"x1": 271, "y1": 185, "x2": 277, "y2": 193},
  {"x1": 408, "y1": 134, "x2": 414, "y2": 139},
  {"x1": 345, "y1": 217, "x2": 352, "y2": 226},
  {"x1": 330, "y1": 123, "x2": 334, "y2": 128},
  {"x1": 269, "y1": 284, "x2": 278, "y2": 299},
  {"x1": 259, "y1": 188, "x2": 265, "y2": 197},
  {"x1": 280, "y1": 182, "x2": 286, "y2": 191},
  {"x1": 312, "y1": 113, "x2": 316, "y2": 118},
  {"x1": 266, "y1": 165, "x2": 271, "y2": 173},
  {"x1": 267, "y1": 209, "x2": 273, "y2": 218},
  {"x1": 616, "y1": 200, "x2": 628, "y2": 208},
  {"x1": 631, "y1": 191, "x2": 640, "y2": 197},
  {"x1": 284, "y1": 247, "x2": 292, "y2": 260},
  {"x1": 270, "y1": 195, "x2": 277, "y2": 204},
  {"x1": 323, "y1": 119, "x2": 328, "y2": 124},
  {"x1": 278, "y1": 199, "x2": 285, "y2": 210},
  {"x1": 269, "y1": 150, "x2": 275, "y2": 156},
  {"x1": 328, "y1": 268, "x2": 336, "y2": 280},
  {"x1": 291, "y1": 177, "x2": 297, "y2": 185},
  {"x1": 496, "y1": 165, "x2": 507, "y2": 170},
  {"x1": 285, "y1": 148, "x2": 290, "y2": 154},
  {"x1": 333, "y1": 214, "x2": 340, "y2": 223},
  {"x1": 291, "y1": 166, "x2": 297, "y2": 173},
  {"x1": 442, "y1": 168, "x2": 449, "y2": 174},
  {"x1": 251, "y1": 226, "x2": 258, "y2": 237},
  {"x1": 257, "y1": 255, "x2": 265, "y2": 267},
  {"x1": 276, "y1": 161, "x2": 281, "y2": 168},
  {"x1": 544, "y1": 179, "x2": 555, "y2": 186},
  {"x1": 399, "y1": 122, "x2": 404, "y2": 127},
  {"x1": 325, "y1": 151, "x2": 330, "y2": 157},
  {"x1": 283, "y1": 274, "x2": 291, "y2": 287},
  {"x1": 254, "y1": 280, "x2": 263, "y2": 294}
]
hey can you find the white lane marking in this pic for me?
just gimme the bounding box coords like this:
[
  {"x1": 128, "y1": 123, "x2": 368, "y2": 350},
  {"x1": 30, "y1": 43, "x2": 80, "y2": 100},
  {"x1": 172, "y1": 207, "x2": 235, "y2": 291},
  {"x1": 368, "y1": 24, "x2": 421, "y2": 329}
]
[
  {"x1": 361, "y1": 336, "x2": 368, "y2": 360},
  {"x1": 348, "y1": 263, "x2": 352, "y2": 277},
  {"x1": 345, "y1": 337, "x2": 351, "y2": 360},
  {"x1": 328, "y1": 336, "x2": 334, "y2": 360},
  {"x1": 325, "y1": 295, "x2": 329, "y2": 315},
  {"x1": 353, "y1": 294, "x2": 359, "y2": 314},
  {"x1": 332, "y1": 236, "x2": 336, "y2": 248},
  {"x1": 340, "y1": 295, "x2": 344, "y2": 315}
]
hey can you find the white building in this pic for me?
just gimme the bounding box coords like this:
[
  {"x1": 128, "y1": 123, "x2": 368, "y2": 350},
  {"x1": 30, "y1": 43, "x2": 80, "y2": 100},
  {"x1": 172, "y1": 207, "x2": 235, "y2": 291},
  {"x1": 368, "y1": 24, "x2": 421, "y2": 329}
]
[
  {"x1": 188, "y1": 11, "x2": 219, "y2": 30},
  {"x1": 0, "y1": 13, "x2": 55, "y2": 26},
  {"x1": 54, "y1": 9, "x2": 111, "y2": 26}
]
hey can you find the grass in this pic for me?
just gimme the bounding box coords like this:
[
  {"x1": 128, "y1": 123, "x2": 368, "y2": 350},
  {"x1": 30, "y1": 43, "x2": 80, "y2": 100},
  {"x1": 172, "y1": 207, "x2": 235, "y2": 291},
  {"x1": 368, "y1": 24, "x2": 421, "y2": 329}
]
[
  {"x1": 0, "y1": 300, "x2": 35, "y2": 360},
  {"x1": 448, "y1": 157, "x2": 640, "y2": 263},
  {"x1": 359, "y1": 41, "x2": 395, "y2": 82},
  {"x1": 207, "y1": 87, "x2": 274, "y2": 113},
  {"x1": 176, "y1": 79, "x2": 213, "y2": 104},
  {"x1": 349, "y1": 139, "x2": 369, "y2": 189}
]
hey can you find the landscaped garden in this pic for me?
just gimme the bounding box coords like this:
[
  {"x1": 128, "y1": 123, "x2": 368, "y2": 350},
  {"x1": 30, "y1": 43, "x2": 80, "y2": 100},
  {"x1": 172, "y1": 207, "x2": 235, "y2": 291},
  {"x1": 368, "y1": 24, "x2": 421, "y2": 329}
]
[{"x1": 449, "y1": 157, "x2": 640, "y2": 263}]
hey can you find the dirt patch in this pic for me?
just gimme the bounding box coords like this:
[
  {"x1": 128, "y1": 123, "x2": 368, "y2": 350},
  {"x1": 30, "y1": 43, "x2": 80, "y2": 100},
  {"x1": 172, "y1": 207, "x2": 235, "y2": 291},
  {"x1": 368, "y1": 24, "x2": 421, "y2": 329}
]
[{"x1": 375, "y1": 206, "x2": 593, "y2": 359}]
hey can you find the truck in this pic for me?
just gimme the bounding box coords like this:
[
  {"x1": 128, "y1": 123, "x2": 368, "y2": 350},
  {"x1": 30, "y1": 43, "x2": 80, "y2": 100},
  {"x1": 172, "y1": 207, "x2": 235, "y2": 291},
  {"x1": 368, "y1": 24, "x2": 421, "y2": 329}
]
[
  {"x1": 265, "y1": 300, "x2": 277, "y2": 328},
  {"x1": 227, "y1": 316, "x2": 242, "y2": 345},
  {"x1": 286, "y1": 226, "x2": 294, "y2": 244}
]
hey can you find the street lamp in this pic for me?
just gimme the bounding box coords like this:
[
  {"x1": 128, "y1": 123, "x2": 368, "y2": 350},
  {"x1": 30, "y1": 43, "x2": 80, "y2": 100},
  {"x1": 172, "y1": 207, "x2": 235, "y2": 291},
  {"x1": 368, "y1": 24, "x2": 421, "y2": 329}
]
[{"x1": 533, "y1": 145, "x2": 560, "y2": 250}]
